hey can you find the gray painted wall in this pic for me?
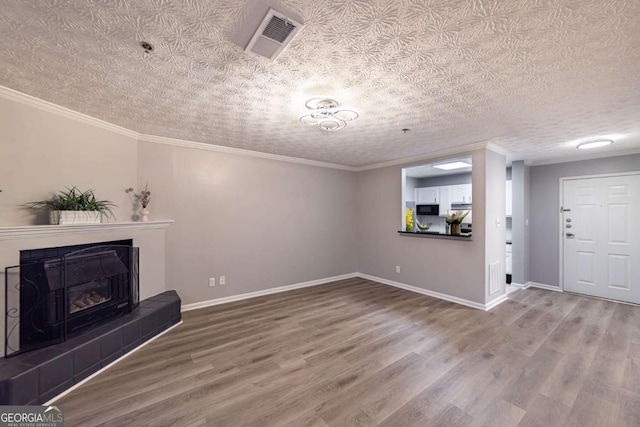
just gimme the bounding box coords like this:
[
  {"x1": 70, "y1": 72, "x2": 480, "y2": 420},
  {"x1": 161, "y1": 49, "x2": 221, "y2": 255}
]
[
  {"x1": 137, "y1": 141, "x2": 359, "y2": 304},
  {"x1": 511, "y1": 161, "x2": 530, "y2": 284},
  {"x1": 484, "y1": 149, "x2": 507, "y2": 303},
  {"x1": 357, "y1": 149, "x2": 488, "y2": 305},
  {"x1": 530, "y1": 153, "x2": 640, "y2": 286},
  {"x1": 0, "y1": 96, "x2": 137, "y2": 225},
  {"x1": 0, "y1": 93, "x2": 358, "y2": 307}
]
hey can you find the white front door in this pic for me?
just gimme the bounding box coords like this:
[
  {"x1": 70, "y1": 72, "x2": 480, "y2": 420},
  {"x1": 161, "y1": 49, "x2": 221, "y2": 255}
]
[{"x1": 562, "y1": 173, "x2": 640, "y2": 304}]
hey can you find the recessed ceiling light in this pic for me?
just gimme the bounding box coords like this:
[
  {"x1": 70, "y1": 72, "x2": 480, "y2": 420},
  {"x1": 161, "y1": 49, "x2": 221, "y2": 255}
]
[
  {"x1": 433, "y1": 161, "x2": 472, "y2": 170},
  {"x1": 576, "y1": 139, "x2": 613, "y2": 149}
]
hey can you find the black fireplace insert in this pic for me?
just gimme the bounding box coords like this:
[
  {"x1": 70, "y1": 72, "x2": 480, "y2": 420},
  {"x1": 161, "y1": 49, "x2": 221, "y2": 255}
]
[{"x1": 4, "y1": 240, "x2": 139, "y2": 357}]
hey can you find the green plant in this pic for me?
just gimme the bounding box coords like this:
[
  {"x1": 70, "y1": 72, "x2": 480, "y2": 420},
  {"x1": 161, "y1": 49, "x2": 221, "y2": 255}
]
[
  {"x1": 445, "y1": 210, "x2": 470, "y2": 225},
  {"x1": 27, "y1": 187, "x2": 116, "y2": 218}
]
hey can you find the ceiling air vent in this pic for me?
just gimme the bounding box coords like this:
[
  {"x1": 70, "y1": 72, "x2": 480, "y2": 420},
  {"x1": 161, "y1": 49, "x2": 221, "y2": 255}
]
[{"x1": 245, "y1": 8, "x2": 303, "y2": 60}]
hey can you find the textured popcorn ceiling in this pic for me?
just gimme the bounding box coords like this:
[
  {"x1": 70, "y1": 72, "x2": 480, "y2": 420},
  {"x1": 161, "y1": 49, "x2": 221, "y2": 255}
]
[{"x1": 0, "y1": 0, "x2": 639, "y2": 167}]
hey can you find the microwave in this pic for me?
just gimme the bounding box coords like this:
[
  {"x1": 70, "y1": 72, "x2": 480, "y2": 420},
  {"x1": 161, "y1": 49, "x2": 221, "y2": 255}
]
[{"x1": 416, "y1": 204, "x2": 439, "y2": 216}]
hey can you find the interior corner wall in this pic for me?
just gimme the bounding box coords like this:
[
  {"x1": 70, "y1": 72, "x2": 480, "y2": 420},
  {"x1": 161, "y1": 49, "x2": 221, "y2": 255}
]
[
  {"x1": 529, "y1": 153, "x2": 640, "y2": 287},
  {"x1": 136, "y1": 141, "x2": 358, "y2": 305},
  {"x1": 484, "y1": 149, "x2": 506, "y2": 303},
  {"x1": 0, "y1": 95, "x2": 166, "y2": 353},
  {"x1": 356, "y1": 149, "x2": 487, "y2": 305},
  {"x1": 0, "y1": 96, "x2": 138, "y2": 225},
  {"x1": 511, "y1": 161, "x2": 530, "y2": 284}
]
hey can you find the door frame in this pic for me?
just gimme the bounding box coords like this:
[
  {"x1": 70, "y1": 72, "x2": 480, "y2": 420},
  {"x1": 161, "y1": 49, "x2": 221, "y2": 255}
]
[{"x1": 558, "y1": 171, "x2": 640, "y2": 292}]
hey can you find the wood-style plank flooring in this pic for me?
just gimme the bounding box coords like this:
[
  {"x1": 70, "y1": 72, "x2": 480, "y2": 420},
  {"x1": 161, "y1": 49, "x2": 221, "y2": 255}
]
[{"x1": 57, "y1": 278, "x2": 640, "y2": 426}]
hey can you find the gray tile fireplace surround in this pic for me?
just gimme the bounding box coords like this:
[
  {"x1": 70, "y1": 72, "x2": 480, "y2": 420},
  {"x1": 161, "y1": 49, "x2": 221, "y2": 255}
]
[{"x1": 0, "y1": 290, "x2": 181, "y2": 405}]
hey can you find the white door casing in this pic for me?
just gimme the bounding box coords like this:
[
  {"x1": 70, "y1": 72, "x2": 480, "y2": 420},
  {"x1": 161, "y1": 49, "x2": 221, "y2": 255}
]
[{"x1": 562, "y1": 173, "x2": 640, "y2": 304}]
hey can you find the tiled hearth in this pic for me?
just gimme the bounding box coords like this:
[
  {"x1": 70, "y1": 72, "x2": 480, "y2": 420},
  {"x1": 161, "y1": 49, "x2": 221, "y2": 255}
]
[{"x1": 0, "y1": 290, "x2": 181, "y2": 405}]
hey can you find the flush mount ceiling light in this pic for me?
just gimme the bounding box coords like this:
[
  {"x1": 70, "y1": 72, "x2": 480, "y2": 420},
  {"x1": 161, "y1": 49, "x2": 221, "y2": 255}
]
[
  {"x1": 576, "y1": 139, "x2": 614, "y2": 149},
  {"x1": 299, "y1": 97, "x2": 359, "y2": 131},
  {"x1": 433, "y1": 161, "x2": 472, "y2": 170}
]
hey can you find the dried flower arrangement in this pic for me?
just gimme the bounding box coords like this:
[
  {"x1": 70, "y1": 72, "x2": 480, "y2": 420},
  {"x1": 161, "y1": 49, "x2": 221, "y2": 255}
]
[{"x1": 126, "y1": 184, "x2": 151, "y2": 208}]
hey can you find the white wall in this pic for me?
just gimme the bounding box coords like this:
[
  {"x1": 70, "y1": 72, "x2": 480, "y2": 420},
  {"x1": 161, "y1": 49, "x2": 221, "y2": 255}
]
[{"x1": 136, "y1": 141, "x2": 359, "y2": 304}]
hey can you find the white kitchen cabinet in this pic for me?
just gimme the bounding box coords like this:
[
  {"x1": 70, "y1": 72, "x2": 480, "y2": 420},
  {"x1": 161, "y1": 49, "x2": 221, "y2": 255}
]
[
  {"x1": 506, "y1": 180, "x2": 513, "y2": 217},
  {"x1": 415, "y1": 187, "x2": 439, "y2": 204},
  {"x1": 438, "y1": 186, "x2": 451, "y2": 217},
  {"x1": 505, "y1": 244, "x2": 512, "y2": 274},
  {"x1": 451, "y1": 184, "x2": 472, "y2": 203}
]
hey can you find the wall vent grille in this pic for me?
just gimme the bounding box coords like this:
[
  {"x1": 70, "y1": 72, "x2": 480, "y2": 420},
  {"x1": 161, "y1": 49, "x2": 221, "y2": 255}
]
[
  {"x1": 489, "y1": 261, "x2": 502, "y2": 295},
  {"x1": 262, "y1": 16, "x2": 297, "y2": 43}
]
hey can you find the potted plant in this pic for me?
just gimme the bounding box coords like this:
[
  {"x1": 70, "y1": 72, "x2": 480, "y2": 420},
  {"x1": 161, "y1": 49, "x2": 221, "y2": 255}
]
[
  {"x1": 27, "y1": 187, "x2": 116, "y2": 224},
  {"x1": 445, "y1": 210, "x2": 470, "y2": 235}
]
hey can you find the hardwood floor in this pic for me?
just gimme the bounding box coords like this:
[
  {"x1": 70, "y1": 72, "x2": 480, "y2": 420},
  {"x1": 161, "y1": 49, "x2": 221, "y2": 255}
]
[{"x1": 57, "y1": 278, "x2": 640, "y2": 426}]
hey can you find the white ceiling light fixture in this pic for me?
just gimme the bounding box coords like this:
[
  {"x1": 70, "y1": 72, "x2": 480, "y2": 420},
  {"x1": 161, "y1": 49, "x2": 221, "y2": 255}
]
[
  {"x1": 432, "y1": 161, "x2": 472, "y2": 170},
  {"x1": 576, "y1": 139, "x2": 614, "y2": 149},
  {"x1": 299, "y1": 97, "x2": 359, "y2": 132}
]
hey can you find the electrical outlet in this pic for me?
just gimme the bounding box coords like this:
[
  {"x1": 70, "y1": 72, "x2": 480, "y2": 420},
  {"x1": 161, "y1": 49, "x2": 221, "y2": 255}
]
[
  {"x1": 208, "y1": 277, "x2": 215, "y2": 287},
  {"x1": 396, "y1": 266, "x2": 400, "y2": 274},
  {"x1": 219, "y1": 276, "x2": 226, "y2": 285}
]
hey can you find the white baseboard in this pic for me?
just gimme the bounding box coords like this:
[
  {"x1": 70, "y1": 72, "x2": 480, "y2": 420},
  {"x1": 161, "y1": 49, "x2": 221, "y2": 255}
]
[
  {"x1": 46, "y1": 320, "x2": 183, "y2": 405},
  {"x1": 485, "y1": 293, "x2": 509, "y2": 310},
  {"x1": 356, "y1": 273, "x2": 503, "y2": 311},
  {"x1": 181, "y1": 273, "x2": 359, "y2": 312},
  {"x1": 510, "y1": 282, "x2": 528, "y2": 288},
  {"x1": 526, "y1": 281, "x2": 562, "y2": 292},
  {"x1": 181, "y1": 272, "x2": 511, "y2": 313}
]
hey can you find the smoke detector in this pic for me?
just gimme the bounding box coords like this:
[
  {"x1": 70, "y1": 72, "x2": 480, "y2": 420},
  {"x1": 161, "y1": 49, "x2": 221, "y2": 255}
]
[{"x1": 245, "y1": 8, "x2": 304, "y2": 60}]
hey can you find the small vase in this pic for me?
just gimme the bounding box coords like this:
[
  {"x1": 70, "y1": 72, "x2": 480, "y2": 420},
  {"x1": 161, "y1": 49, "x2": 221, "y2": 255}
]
[
  {"x1": 451, "y1": 224, "x2": 461, "y2": 235},
  {"x1": 140, "y1": 208, "x2": 149, "y2": 222}
]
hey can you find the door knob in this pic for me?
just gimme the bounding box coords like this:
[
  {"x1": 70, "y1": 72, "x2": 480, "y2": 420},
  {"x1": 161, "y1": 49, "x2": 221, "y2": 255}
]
[{"x1": 566, "y1": 233, "x2": 575, "y2": 238}]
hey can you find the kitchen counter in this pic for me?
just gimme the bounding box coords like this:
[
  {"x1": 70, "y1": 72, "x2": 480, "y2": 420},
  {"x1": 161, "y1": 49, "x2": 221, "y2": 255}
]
[{"x1": 398, "y1": 231, "x2": 472, "y2": 241}]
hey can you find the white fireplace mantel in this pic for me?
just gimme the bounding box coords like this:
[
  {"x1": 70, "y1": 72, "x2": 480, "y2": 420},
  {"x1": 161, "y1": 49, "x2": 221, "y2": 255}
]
[{"x1": 0, "y1": 220, "x2": 174, "y2": 241}]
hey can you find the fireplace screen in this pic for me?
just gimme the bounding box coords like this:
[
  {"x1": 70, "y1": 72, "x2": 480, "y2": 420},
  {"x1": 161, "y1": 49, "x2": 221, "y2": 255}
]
[{"x1": 4, "y1": 241, "x2": 139, "y2": 357}]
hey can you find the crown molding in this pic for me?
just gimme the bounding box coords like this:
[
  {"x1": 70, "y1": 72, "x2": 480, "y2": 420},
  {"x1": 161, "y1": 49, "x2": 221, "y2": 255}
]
[
  {"x1": 355, "y1": 141, "x2": 492, "y2": 172},
  {"x1": 486, "y1": 142, "x2": 509, "y2": 156},
  {"x1": 138, "y1": 134, "x2": 358, "y2": 171},
  {"x1": 0, "y1": 85, "x2": 139, "y2": 139},
  {"x1": 527, "y1": 147, "x2": 640, "y2": 167}
]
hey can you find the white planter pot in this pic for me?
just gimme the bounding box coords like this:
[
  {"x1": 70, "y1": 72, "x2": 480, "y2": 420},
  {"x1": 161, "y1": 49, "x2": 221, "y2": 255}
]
[{"x1": 49, "y1": 210, "x2": 102, "y2": 225}]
